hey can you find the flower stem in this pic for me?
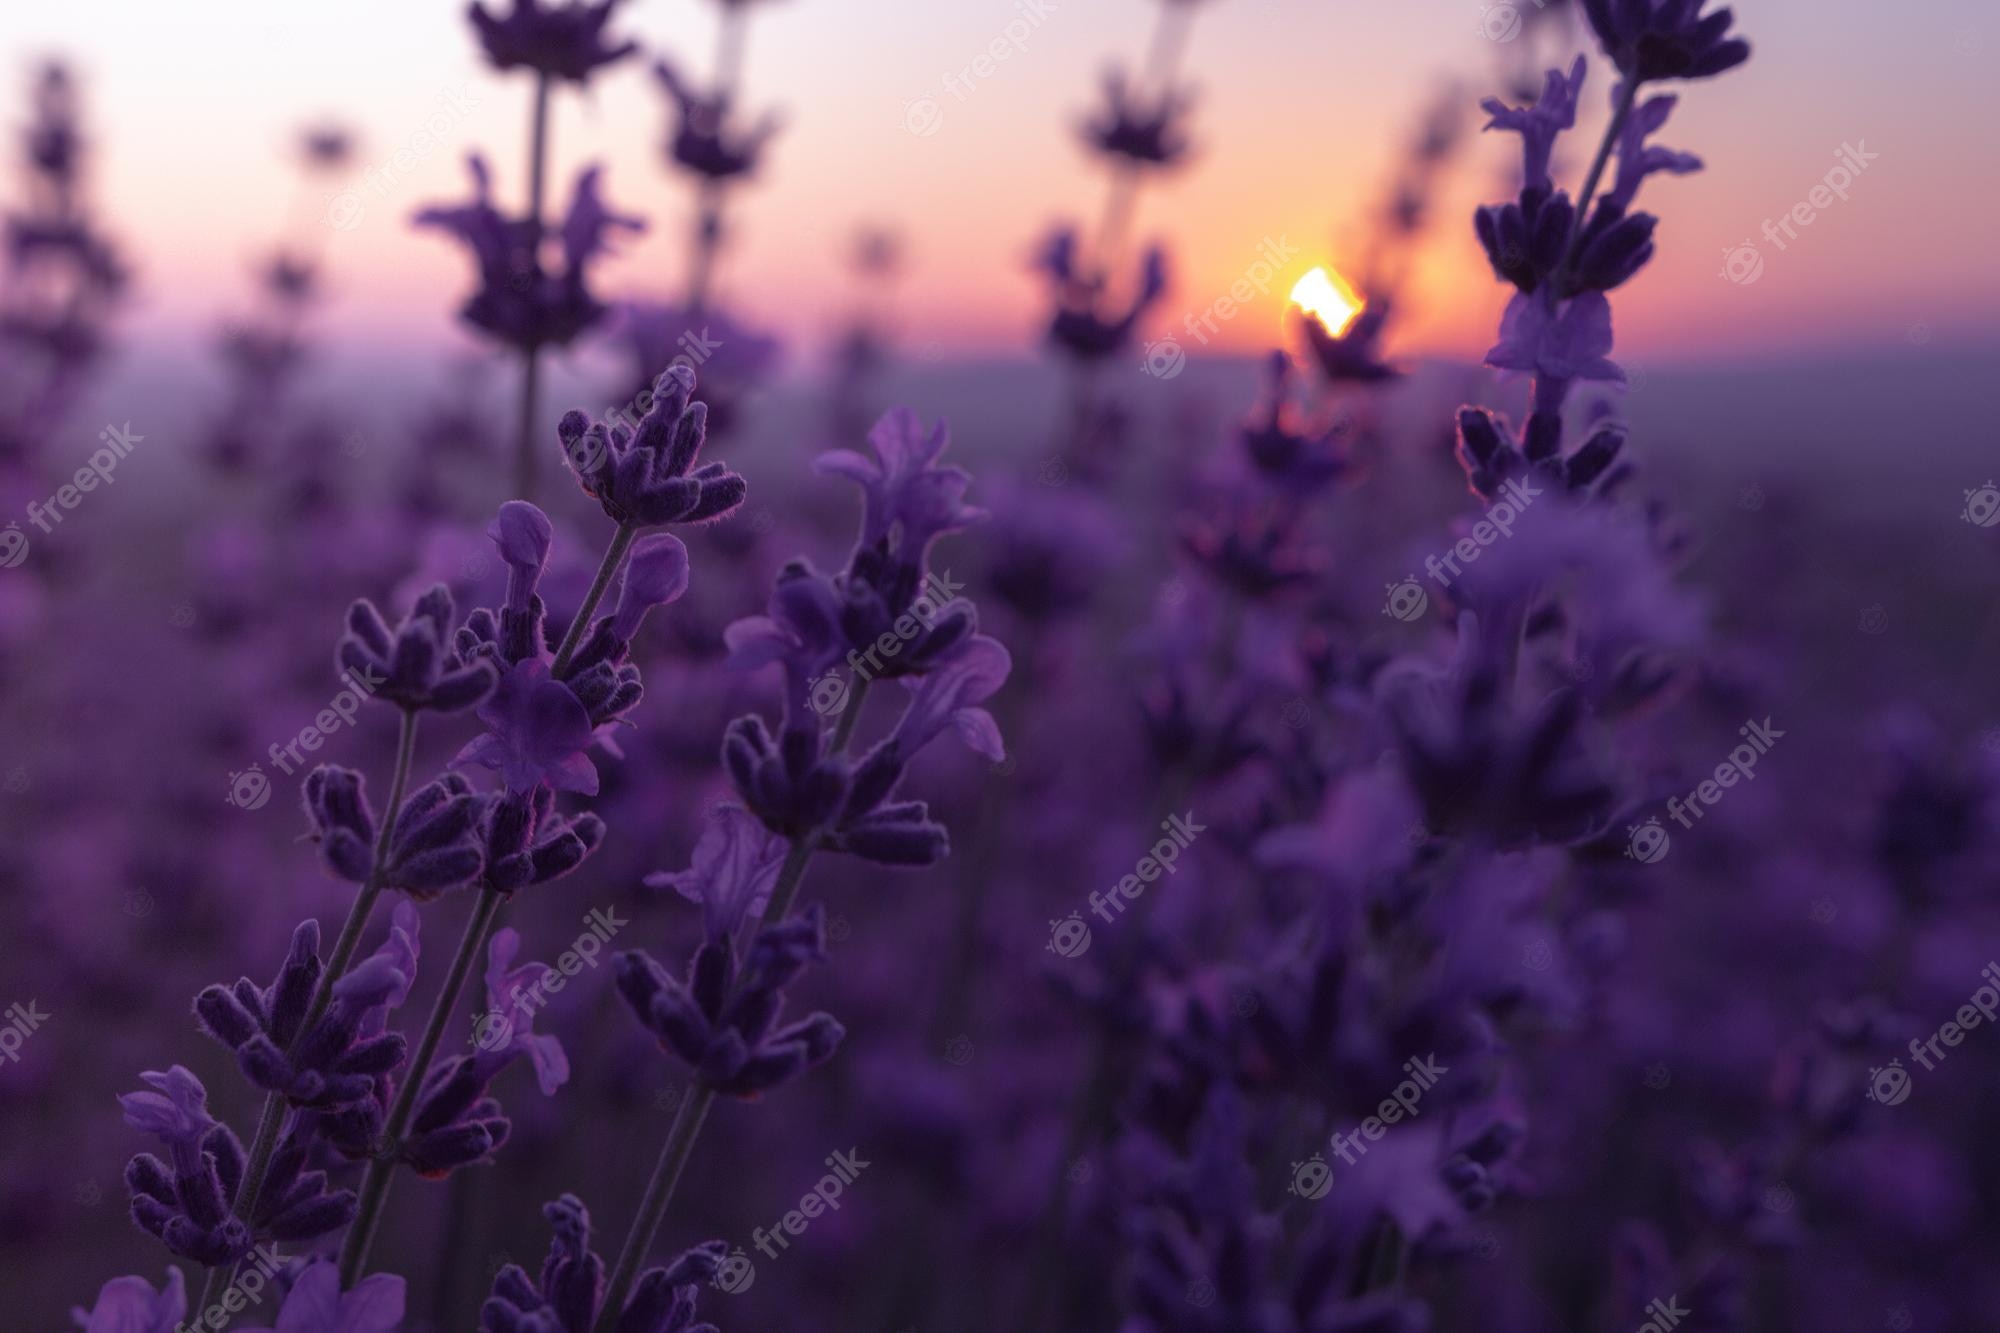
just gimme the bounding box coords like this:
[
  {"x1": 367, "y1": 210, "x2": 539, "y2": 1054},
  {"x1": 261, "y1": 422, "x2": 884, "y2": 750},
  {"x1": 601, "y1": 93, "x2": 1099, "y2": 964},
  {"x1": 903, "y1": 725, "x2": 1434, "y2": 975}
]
[
  {"x1": 1557, "y1": 77, "x2": 1640, "y2": 287},
  {"x1": 515, "y1": 72, "x2": 552, "y2": 502},
  {"x1": 199, "y1": 709, "x2": 421, "y2": 1315},
  {"x1": 338, "y1": 886, "x2": 507, "y2": 1286},
  {"x1": 593, "y1": 669, "x2": 874, "y2": 1326},
  {"x1": 551, "y1": 524, "x2": 637, "y2": 676}
]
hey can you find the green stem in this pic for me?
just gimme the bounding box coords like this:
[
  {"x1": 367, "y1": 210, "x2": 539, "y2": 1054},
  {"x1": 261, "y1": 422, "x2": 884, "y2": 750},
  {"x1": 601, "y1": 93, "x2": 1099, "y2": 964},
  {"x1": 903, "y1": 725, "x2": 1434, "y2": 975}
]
[
  {"x1": 592, "y1": 644, "x2": 873, "y2": 1327},
  {"x1": 198, "y1": 709, "x2": 421, "y2": 1315},
  {"x1": 1556, "y1": 78, "x2": 1639, "y2": 291},
  {"x1": 516, "y1": 72, "x2": 552, "y2": 502},
  {"x1": 830, "y1": 675, "x2": 871, "y2": 754},
  {"x1": 551, "y1": 525, "x2": 637, "y2": 676},
  {"x1": 338, "y1": 887, "x2": 507, "y2": 1286}
]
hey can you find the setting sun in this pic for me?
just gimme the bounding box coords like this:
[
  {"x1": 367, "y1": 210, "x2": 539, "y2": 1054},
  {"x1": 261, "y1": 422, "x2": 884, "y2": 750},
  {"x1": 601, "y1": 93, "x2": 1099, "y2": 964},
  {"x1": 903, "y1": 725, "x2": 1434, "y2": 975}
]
[{"x1": 1289, "y1": 266, "x2": 1364, "y2": 338}]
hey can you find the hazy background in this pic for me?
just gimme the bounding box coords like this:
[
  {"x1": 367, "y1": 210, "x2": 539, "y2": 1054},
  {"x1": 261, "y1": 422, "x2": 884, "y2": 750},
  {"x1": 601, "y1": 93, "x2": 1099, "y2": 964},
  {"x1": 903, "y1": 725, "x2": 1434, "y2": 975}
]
[{"x1": 4, "y1": 0, "x2": 1996, "y2": 375}]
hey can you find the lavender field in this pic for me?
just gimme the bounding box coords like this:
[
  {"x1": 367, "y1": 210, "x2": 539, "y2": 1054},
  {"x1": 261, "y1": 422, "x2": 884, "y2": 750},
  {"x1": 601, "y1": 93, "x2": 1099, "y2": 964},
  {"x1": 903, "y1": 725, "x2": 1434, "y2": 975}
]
[{"x1": 5, "y1": 1, "x2": 1999, "y2": 1331}]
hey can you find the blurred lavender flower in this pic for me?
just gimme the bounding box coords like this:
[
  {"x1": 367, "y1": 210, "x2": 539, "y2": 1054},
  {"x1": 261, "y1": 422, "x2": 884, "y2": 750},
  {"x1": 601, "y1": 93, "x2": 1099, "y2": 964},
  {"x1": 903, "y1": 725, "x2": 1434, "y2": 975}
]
[
  {"x1": 416, "y1": 156, "x2": 645, "y2": 353},
  {"x1": 653, "y1": 60, "x2": 782, "y2": 182},
  {"x1": 469, "y1": 0, "x2": 638, "y2": 83},
  {"x1": 1580, "y1": 0, "x2": 1750, "y2": 82},
  {"x1": 235, "y1": 1259, "x2": 405, "y2": 1333},
  {"x1": 1081, "y1": 67, "x2": 1196, "y2": 169},
  {"x1": 1038, "y1": 228, "x2": 1169, "y2": 364},
  {"x1": 69, "y1": 1268, "x2": 185, "y2": 1333}
]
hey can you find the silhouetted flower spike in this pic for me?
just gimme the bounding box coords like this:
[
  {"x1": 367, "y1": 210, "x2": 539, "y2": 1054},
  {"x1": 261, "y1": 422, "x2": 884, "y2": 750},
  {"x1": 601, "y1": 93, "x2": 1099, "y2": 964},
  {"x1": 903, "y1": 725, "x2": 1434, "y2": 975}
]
[
  {"x1": 1605, "y1": 91, "x2": 1703, "y2": 211},
  {"x1": 1039, "y1": 229, "x2": 1170, "y2": 364},
  {"x1": 1298, "y1": 298, "x2": 1399, "y2": 384},
  {"x1": 558, "y1": 366, "x2": 748, "y2": 529},
  {"x1": 468, "y1": 0, "x2": 638, "y2": 83},
  {"x1": 1481, "y1": 56, "x2": 1585, "y2": 192},
  {"x1": 654, "y1": 59, "x2": 784, "y2": 182},
  {"x1": 340, "y1": 584, "x2": 497, "y2": 714},
  {"x1": 1081, "y1": 67, "x2": 1197, "y2": 168},
  {"x1": 1580, "y1": 0, "x2": 1750, "y2": 83}
]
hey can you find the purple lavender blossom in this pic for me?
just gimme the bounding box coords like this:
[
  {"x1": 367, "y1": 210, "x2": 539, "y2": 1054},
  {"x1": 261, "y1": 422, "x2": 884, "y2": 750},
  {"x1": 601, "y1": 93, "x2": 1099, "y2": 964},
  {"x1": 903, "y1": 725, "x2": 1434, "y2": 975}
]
[
  {"x1": 480, "y1": 1194, "x2": 724, "y2": 1333},
  {"x1": 468, "y1": 0, "x2": 638, "y2": 83},
  {"x1": 1580, "y1": 0, "x2": 1750, "y2": 82},
  {"x1": 69, "y1": 1268, "x2": 185, "y2": 1333},
  {"x1": 235, "y1": 1259, "x2": 405, "y2": 1333},
  {"x1": 557, "y1": 366, "x2": 748, "y2": 529}
]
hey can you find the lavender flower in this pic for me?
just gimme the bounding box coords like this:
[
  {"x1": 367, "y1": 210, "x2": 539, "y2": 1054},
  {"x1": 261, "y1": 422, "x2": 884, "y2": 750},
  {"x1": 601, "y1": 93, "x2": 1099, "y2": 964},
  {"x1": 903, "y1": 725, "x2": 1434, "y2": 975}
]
[
  {"x1": 614, "y1": 902, "x2": 844, "y2": 1097},
  {"x1": 340, "y1": 585, "x2": 497, "y2": 714},
  {"x1": 1579, "y1": 0, "x2": 1750, "y2": 82},
  {"x1": 1081, "y1": 67, "x2": 1196, "y2": 168},
  {"x1": 480, "y1": 1194, "x2": 724, "y2": 1333},
  {"x1": 455, "y1": 660, "x2": 601, "y2": 795},
  {"x1": 416, "y1": 156, "x2": 645, "y2": 353},
  {"x1": 557, "y1": 366, "x2": 747, "y2": 529},
  {"x1": 653, "y1": 60, "x2": 782, "y2": 182},
  {"x1": 236, "y1": 1259, "x2": 405, "y2": 1333},
  {"x1": 1038, "y1": 228, "x2": 1169, "y2": 364},
  {"x1": 301, "y1": 768, "x2": 487, "y2": 896},
  {"x1": 192, "y1": 903, "x2": 418, "y2": 1107},
  {"x1": 69, "y1": 1268, "x2": 185, "y2": 1333},
  {"x1": 469, "y1": 0, "x2": 638, "y2": 83}
]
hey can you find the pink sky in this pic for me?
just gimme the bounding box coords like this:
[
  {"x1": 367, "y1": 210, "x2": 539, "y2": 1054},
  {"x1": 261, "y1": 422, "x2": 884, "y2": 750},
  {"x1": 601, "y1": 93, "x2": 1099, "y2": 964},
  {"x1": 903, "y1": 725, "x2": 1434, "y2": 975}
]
[{"x1": 7, "y1": 0, "x2": 1996, "y2": 369}]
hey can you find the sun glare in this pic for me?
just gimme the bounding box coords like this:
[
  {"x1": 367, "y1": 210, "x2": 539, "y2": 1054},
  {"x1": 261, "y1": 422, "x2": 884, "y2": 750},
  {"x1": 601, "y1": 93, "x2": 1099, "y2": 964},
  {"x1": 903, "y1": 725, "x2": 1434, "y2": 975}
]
[{"x1": 1289, "y1": 266, "x2": 1364, "y2": 338}]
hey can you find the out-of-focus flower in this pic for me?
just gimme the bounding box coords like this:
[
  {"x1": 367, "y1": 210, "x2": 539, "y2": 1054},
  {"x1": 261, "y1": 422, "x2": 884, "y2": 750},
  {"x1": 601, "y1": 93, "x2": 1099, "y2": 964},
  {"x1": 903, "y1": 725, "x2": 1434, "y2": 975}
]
[
  {"x1": 1037, "y1": 227, "x2": 1169, "y2": 364},
  {"x1": 653, "y1": 60, "x2": 783, "y2": 182},
  {"x1": 1080, "y1": 67, "x2": 1196, "y2": 168},
  {"x1": 480, "y1": 1195, "x2": 724, "y2": 1333},
  {"x1": 468, "y1": 0, "x2": 638, "y2": 83},
  {"x1": 69, "y1": 1268, "x2": 185, "y2": 1333},
  {"x1": 300, "y1": 124, "x2": 354, "y2": 172},
  {"x1": 1481, "y1": 56, "x2": 1585, "y2": 192},
  {"x1": 236, "y1": 1259, "x2": 405, "y2": 1333},
  {"x1": 1297, "y1": 300, "x2": 1398, "y2": 384},
  {"x1": 1239, "y1": 351, "x2": 1349, "y2": 496},
  {"x1": 1579, "y1": 0, "x2": 1750, "y2": 82},
  {"x1": 1485, "y1": 289, "x2": 1623, "y2": 385},
  {"x1": 415, "y1": 156, "x2": 644, "y2": 352}
]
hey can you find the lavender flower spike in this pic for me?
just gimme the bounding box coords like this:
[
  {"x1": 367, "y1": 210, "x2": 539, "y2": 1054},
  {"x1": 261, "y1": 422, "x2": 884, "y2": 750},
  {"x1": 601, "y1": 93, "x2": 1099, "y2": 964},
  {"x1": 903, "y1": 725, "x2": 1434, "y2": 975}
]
[
  {"x1": 469, "y1": 0, "x2": 638, "y2": 84},
  {"x1": 481, "y1": 1194, "x2": 725, "y2": 1333},
  {"x1": 558, "y1": 365, "x2": 747, "y2": 529},
  {"x1": 1580, "y1": 0, "x2": 1750, "y2": 83},
  {"x1": 340, "y1": 584, "x2": 497, "y2": 714}
]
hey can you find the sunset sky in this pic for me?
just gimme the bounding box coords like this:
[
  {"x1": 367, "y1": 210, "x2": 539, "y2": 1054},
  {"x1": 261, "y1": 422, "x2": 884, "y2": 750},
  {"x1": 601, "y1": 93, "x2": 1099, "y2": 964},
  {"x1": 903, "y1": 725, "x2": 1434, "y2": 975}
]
[{"x1": 5, "y1": 0, "x2": 1995, "y2": 371}]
